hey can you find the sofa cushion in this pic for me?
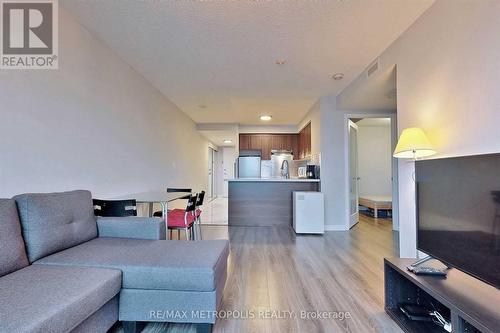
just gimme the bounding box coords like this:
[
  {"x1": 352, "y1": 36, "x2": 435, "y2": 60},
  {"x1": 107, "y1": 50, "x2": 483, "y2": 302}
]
[
  {"x1": 0, "y1": 265, "x2": 121, "y2": 333},
  {"x1": 0, "y1": 199, "x2": 29, "y2": 277},
  {"x1": 14, "y1": 190, "x2": 97, "y2": 262},
  {"x1": 36, "y1": 237, "x2": 230, "y2": 292}
]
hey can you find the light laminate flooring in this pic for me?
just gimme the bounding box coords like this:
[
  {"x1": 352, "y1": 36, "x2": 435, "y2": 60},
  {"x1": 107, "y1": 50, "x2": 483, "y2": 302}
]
[{"x1": 111, "y1": 215, "x2": 401, "y2": 333}]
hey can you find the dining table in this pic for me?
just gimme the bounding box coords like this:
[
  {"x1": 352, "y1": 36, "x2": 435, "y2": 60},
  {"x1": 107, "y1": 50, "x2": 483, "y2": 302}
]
[{"x1": 112, "y1": 190, "x2": 191, "y2": 221}]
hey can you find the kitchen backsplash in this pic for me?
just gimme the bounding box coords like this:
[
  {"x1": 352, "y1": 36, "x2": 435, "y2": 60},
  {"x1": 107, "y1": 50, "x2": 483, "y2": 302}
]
[
  {"x1": 260, "y1": 153, "x2": 321, "y2": 178},
  {"x1": 261, "y1": 160, "x2": 273, "y2": 178}
]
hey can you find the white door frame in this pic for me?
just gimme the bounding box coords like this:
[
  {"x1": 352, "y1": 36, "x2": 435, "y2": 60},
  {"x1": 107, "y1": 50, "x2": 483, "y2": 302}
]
[
  {"x1": 208, "y1": 146, "x2": 218, "y2": 200},
  {"x1": 343, "y1": 112, "x2": 399, "y2": 231},
  {"x1": 348, "y1": 119, "x2": 360, "y2": 229}
]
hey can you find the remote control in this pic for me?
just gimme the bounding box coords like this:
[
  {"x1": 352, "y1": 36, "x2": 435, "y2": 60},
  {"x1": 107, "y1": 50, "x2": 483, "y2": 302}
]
[{"x1": 407, "y1": 266, "x2": 447, "y2": 276}]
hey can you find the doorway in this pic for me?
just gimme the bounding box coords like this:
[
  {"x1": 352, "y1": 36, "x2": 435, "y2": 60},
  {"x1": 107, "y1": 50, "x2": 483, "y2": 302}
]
[
  {"x1": 348, "y1": 120, "x2": 359, "y2": 228},
  {"x1": 346, "y1": 115, "x2": 398, "y2": 231}
]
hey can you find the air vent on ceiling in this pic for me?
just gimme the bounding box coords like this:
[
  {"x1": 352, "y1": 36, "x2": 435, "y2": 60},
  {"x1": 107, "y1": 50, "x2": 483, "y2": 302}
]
[{"x1": 366, "y1": 58, "x2": 379, "y2": 78}]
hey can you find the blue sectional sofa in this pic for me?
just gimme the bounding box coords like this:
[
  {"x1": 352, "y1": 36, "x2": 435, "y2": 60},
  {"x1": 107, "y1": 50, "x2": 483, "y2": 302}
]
[{"x1": 0, "y1": 190, "x2": 229, "y2": 333}]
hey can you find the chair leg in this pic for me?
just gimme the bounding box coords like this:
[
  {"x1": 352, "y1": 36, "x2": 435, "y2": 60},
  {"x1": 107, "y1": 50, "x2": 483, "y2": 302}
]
[
  {"x1": 123, "y1": 321, "x2": 144, "y2": 333},
  {"x1": 169, "y1": 229, "x2": 172, "y2": 240},
  {"x1": 195, "y1": 323, "x2": 213, "y2": 333},
  {"x1": 185, "y1": 227, "x2": 190, "y2": 240},
  {"x1": 197, "y1": 216, "x2": 203, "y2": 240}
]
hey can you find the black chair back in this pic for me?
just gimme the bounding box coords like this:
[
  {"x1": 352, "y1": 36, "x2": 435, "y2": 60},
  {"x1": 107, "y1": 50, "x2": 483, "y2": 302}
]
[
  {"x1": 167, "y1": 188, "x2": 192, "y2": 200},
  {"x1": 93, "y1": 199, "x2": 137, "y2": 217},
  {"x1": 196, "y1": 191, "x2": 206, "y2": 208},
  {"x1": 185, "y1": 194, "x2": 198, "y2": 213}
]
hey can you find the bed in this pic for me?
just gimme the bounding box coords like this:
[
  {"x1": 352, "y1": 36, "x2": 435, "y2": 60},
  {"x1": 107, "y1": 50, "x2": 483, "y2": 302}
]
[{"x1": 359, "y1": 195, "x2": 392, "y2": 218}]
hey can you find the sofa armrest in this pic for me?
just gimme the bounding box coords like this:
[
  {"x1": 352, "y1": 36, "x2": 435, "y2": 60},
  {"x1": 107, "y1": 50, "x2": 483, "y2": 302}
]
[{"x1": 97, "y1": 217, "x2": 166, "y2": 240}]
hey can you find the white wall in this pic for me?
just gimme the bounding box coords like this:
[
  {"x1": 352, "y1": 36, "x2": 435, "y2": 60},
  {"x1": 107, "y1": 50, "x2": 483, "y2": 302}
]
[
  {"x1": 357, "y1": 123, "x2": 392, "y2": 197},
  {"x1": 0, "y1": 8, "x2": 210, "y2": 198},
  {"x1": 317, "y1": 96, "x2": 395, "y2": 230},
  {"x1": 338, "y1": 0, "x2": 500, "y2": 257},
  {"x1": 317, "y1": 96, "x2": 343, "y2": 230}
]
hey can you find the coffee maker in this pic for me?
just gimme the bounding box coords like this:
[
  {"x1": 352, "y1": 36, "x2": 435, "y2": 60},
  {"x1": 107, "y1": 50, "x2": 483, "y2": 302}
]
[{"x1": 306, "y1": 165, "x2": 320, "y2": 179}]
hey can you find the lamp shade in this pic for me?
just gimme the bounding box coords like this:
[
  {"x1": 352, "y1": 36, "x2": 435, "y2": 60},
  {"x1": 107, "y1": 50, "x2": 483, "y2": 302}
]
[{"x1": 393, "y1": 127, "x2": 436, "y2": 159}]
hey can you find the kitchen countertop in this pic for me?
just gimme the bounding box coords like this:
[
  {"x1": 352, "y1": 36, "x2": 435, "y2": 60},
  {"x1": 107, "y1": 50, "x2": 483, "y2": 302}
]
[{"x1": 227, "y1": 178, "x2": 320, "y2": 183}]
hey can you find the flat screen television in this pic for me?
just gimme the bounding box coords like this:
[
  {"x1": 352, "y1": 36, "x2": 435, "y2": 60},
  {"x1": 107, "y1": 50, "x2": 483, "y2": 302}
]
[{"x1": 416, "y1": 153, "x2": 500, "y2": 289}]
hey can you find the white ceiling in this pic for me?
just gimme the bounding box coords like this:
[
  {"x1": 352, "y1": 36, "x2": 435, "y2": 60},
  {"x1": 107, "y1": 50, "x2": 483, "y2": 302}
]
[
  {"x1": 62, "y1": 0, "x2": 434, "y2": 125},
  {"x1": 196, "y1": 123, "x2": 239, "y2": 147},
  {"x1": 199, "y1": 130, "x2": 238, "y2": 147}
]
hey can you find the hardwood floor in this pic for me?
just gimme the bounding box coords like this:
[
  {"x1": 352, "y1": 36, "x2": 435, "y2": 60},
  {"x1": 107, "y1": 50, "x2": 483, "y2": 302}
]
[{"x1": 111, "y1": 215, "x2": 401, "y2": 333}]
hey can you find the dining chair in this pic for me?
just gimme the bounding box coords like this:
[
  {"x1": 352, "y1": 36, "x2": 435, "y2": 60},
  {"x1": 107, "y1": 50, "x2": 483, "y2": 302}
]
[
  {"x1": 194, "y1": 191, "x2": 206, "y2": 240},
  {"x1": 153, "y1": 188, "x2": 192, "y2": 217},
  {"x1": 167, "y1": 187, "x2": 192, "y2": 199},
  {"x1": 93, "y1": 199, "x2": 137, "y2": 217},
  {"x1": 195, "y1": 190, "x2": 206, "y2": 222},
  {"x1": 166, "y1": 194, "x2": 198, "y2": 240}
]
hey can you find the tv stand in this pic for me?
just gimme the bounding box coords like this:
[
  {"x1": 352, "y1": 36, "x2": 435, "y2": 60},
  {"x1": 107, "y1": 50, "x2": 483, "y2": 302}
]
[
  {"x1": 407, "y1": 255, "x2": 451, "y2": 270},
  {"x1": 385, "y1": 258, "x2": 500, "y2": 333}
]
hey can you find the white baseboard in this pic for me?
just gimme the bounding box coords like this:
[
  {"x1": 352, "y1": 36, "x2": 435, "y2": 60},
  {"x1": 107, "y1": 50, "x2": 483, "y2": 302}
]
[{"x1": 324, "y1": 224, "x2": 348, "y2": 231}]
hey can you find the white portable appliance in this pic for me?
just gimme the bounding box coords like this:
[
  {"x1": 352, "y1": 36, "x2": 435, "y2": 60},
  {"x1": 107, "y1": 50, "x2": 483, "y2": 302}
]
[
  {"x1": 293, "y1": 191, "x2": 324, "y2": 234},
  {"x1": 297, "y1": 167, "x2": 307, "y2": 178}
]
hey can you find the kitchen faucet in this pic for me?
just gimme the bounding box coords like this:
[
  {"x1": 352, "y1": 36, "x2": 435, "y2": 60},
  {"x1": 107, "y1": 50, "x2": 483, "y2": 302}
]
[{"x1": 281, "y1": 160, "x2": 290, "y2": 179}]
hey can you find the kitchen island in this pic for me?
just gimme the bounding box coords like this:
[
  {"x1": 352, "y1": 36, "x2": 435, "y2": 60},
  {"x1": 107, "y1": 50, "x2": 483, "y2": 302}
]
[{"x1": 228, "y1": 178, "x2": 320, "y2": 227}]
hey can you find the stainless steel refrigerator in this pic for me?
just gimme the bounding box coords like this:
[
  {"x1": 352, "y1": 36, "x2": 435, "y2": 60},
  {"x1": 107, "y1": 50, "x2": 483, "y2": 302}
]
[{"x1": 236, "y1": 151, "x2": 261, "y2": 178}]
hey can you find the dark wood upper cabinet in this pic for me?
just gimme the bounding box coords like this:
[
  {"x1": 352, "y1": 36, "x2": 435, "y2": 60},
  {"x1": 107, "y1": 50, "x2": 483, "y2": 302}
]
[
  {"x1": 291, "y1": 135, "x2": 299, "y2": 160},
  {"x1": 239, "y1": 127, "x2": 311, "y2": 160},
  {"x1": 271, "y1": 135, "x2": 285, "y2": 151},
  {"x1": 249, "y1": 135, "x2": 262, "y2": 151},
  {"x1": 297, "y1": 122, "x2": 312, "y2": 160},
  {"x1": 239, "y1": 134, "x2": 250, "y2": 150},
  {"x1": 260, "y1": 135, "x2": 272, "y2": 160},
  {"x1": 304, "y1": 122, "x2": 311, "y2": 158}
]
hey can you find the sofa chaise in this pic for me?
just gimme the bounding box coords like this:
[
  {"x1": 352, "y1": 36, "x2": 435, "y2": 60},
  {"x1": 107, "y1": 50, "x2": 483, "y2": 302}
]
[{"x1": 0, "y1": 190, "x2": 229, "y2": 333}]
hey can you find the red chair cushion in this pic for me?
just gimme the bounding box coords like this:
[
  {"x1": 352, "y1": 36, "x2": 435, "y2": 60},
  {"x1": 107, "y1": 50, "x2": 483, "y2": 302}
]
[
  {"x1": 167, "y1": 209, "x2": 195, "y2": 228},
  {"x1": 195, "y1": 209, "x2": 202, "y2": 217}
]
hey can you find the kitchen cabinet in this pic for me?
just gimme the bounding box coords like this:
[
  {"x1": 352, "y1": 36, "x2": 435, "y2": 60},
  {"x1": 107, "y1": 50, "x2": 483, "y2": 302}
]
[
  {"x1": 249, "y1": 135, "x2": 262, "y2": 151},
  {"x1": 291, "y1": 135, "x2": 300, "y2": 160},
  {"x1": 297, "y1": 122, "x2": 311, "y2": 160},
  {"x1": 260, "y1": 135, "x2": 272, "y2": 161},
  {"x1": 239, "y1": 134, "x2": 250, "y2": 150},
  {"x1": 239, "y1": 129, "x2": 310, "y2": 160},
  {"x1": 271, "y1": 135, "x2": 285, "y2": 151}
]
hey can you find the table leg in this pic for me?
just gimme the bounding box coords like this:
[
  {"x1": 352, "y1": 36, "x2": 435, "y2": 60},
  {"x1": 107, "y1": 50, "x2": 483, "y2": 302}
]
[
  {"x1": 160, "y1": 201, "x2": 168, "y2": 222},
  {"x1": 148, "y1": 203, "x2": 153, "y2": 217},
  {"x1": 160, "y1": 201, "x2": 168, "y2": 239}
]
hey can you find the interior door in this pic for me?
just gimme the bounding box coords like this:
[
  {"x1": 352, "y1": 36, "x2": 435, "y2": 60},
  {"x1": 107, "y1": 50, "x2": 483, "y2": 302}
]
[
  {"x1": 208, "y1": 147, "x2": 216, "y2": 199},
  {"x1": 348, "y1": 120, "x2": 360, "y2": 228}
]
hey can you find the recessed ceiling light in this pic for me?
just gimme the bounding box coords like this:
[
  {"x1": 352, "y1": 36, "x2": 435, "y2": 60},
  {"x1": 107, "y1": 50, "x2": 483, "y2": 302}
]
[
  {"x1": 260, "y1": 115, "x2": 272, "y2": 121},
  {"x1": 275, "y1": 59, "x2": 286, "y2": 65},
  {"x1": 198, "y1": 104, "x2": 207, "y2": 109},
  {"x1": 223, "y1": 139, "x2": 233, "y2": 144},
  {"x1": 332, "y1": 73, "x2": 344, "y2": 81}
]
